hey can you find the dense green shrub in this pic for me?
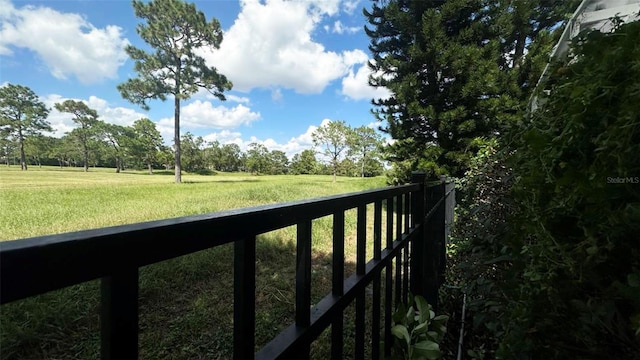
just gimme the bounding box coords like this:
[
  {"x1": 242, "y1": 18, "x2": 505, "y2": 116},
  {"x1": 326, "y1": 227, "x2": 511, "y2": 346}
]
[{"x1": 452, "y1": 19, "x2": 640, "y2": 359}]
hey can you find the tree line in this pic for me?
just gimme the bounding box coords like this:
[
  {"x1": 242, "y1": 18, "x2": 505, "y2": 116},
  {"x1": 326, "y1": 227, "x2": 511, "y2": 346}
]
[{"x1": 0, "y1": 83, "x2": 385, "y2": 177}]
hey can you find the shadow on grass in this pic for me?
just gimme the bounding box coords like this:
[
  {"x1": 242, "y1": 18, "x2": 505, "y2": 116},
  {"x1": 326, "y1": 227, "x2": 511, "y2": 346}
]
[{"x1": 0, "y1": 231, "x2": 395, "y2": 360}]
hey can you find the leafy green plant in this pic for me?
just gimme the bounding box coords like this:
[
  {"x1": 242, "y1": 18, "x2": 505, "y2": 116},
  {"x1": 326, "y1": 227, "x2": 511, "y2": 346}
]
[{"x1": 389, "y1": 294, "x2": 448, "y2": 359}]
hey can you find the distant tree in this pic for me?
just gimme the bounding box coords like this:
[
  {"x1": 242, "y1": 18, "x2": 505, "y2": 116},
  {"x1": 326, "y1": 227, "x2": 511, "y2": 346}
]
[
  {"x1": 290, "y1": 149, "x2": 318, "y2": 175},
  {"x1": 0, "y1": 128, "x2": 17, "y2": 166},
  {"x1": 24, "y1": 134, "x2": 54, "y2": 167},
  {"x1": 96, "y1": 121, "x2": 134, "y2": 172},
  {"x1": 131, "y1": 118, "x2": 163, "y2": 174},
  {"x1": 246, "y1": 143, "x2": 269, "y2": 175},
  {"x1": 181, "y1": 132, "x2": 206, "y2": 172},
  {"x1": 338, "y1": 157, "x2": 359, "y2": 177},
  {"x1": 268, "y1": 150, "x2": 289, "y2": 175},
  {"x1": 54, "y1": 100, "x2": 99, "y2": 172},
  {"x1": 219, "y1": 143, "x2": 243, "y2": 172},
  {"x1": 202, "y1": 140, "x2": 222, "y2": 171},
  {"x1": 158, "y1": 145, "x2": 174, "y2": 170},
  {"x1": 0, "y1": 84, "x2": 51, "y2": 170},
  {"x1": 348, "y1": 125, "x2": 384, "y2": 177},
  {"x1": 118, "y1": 0, "x2": 232, "y2": 183},
  {"x1": 312, "y1": 120, "x2": 351, "y2": 182}
]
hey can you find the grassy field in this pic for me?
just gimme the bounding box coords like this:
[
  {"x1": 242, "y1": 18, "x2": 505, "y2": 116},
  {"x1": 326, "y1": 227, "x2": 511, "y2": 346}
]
[{"x1": 0, "y1": 166, "x2": 390, "y2": 359}]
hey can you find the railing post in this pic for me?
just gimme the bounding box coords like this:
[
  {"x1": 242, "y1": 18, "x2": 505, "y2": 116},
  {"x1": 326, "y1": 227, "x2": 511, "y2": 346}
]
[
  {"x1": 424, "y1": 177, "x2": 446, "y2": 311},
  {"x1": 234, "y1": 236, "x2": 256, "y2": 360},
  {"x1": 101, "y1": 267, "x2": 139, "y2": 360},
  {"x1": 409, "y1": 171, "x2": 426, "y2": 298}
]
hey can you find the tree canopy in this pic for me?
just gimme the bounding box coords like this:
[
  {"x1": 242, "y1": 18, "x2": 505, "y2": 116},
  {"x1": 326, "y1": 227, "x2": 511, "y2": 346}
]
[
  {"x1": 54, "y1": 100, "x2": 99, "y2": 172},
  {"x1": 365, "y1": 0, "x2": 579, "y2": 180},
  {"x1": 118, "y1": 0, "x2": 232, "y2": 183},
  {"x1": 0, "y1": 84, "x2": 51, "y2": 170},
  {"x1": 312, "y1": 120, "x2": 351, "y2": 182}
]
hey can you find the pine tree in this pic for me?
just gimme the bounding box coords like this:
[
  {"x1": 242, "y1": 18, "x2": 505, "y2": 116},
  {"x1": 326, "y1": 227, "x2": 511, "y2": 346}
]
[
  {"x1": 118, "y1": 0, "x2": 231, "y2": 183},
  {"x1": 365, "y1": 0, "x2": 579, "y2": 180}
]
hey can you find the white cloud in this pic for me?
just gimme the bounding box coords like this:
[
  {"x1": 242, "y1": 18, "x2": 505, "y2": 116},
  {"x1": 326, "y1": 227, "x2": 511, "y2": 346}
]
[
  {"x1": 226, "y1": 95, "x2": 250, "y2": 104},
  {"x1": 332, "y1": 20, "x2": 360, "y2": 34},
  {"x1": 0, "y1": 0, "x2": 129, "y2": 84},
  {"x1": 41, "y1": 94, "x2": 148, "y2": 137},
  {"x1": 341, "y1": 62, "x2": 392, "y2": 101},
  {"x1": 158, "y1": 100, "x2": 260, "y2": 131},
  {"x1": 201, "y1": 0, "x2": 367, "y2": 94},
  {"x1": 203, "y1": 130, "x2": 243, "y2": 144},
  {"x1": 342, "y1": 0, "x2": 361, "y2": 14}
]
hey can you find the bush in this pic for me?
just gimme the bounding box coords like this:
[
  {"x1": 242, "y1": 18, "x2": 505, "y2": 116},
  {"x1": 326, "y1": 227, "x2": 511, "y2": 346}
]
[{"x1": 451, "y1": 19, "x2": 640, "y2": 359}]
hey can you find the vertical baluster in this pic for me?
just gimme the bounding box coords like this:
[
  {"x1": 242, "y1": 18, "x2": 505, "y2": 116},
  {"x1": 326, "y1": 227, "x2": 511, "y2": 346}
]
[
  {"x1": 296, "y1": 220, "x2": 312, "y2": 359},
  {"x1": 234, "y1": 237, "x2": 256, "y2": 360},
  {"x1": 403, "y1": 194, "x2": 410, "y2": 304},
  {"x1": 355, "y1": 205, "x2": 366, "y2": 359},
  {"x1": 395, "y1": 195, "x2": 403, "y2": 307},
  {"x1": 372, "y1": 200, "x2": 382, "y2": 360},
  {"x1": 384, "y1": 198, "x2": 394, "y2": 357},
  {"x1": 101, "y1": 267, "x2": 139, "y2": 360},
  {"x1": 331, "y1": 212, "x2": 345, "y2": 360}
]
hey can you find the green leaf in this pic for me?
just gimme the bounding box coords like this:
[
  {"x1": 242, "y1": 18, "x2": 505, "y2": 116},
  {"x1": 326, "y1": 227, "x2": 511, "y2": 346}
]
[
  {"x1": 412, "y1": 340, "x2": 441, "y2": 359},
  {"x1": 413, "y1": 320, "x2": 429, "y2": 334},
  {"x1": 391, "y1": 325, "x2": 411, "y2": 349},
  {"x1": 415, "y1": 296, "x2": 430, "y2": 323},
  {"x1": 406, "y1": 306, "x2": 416, "y2": 324}
]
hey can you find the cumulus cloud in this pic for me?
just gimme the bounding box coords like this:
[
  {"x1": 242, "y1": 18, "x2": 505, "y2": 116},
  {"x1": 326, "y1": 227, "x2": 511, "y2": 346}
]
[
  {"x1": 332, "y1": 20, "x2": 360, "y2": 34},
  {"x1": 203, "y1": 130, "x2": 243, "y2": 144},
  {"x1": 158, "y1": 100, "x2": 260, "y2": 131},
  {"x1": 341, "y1": 62, "x2": 392, "y2": 101},
  {"x1": 201, "y1": 0, "x2": 367, "y2": 94},
  {"x1": 41, "y1": 94, "x2": 148, "y2": 137},
  {"x1": 0, "y1": 0, "x2": 129, "y2": 84}
]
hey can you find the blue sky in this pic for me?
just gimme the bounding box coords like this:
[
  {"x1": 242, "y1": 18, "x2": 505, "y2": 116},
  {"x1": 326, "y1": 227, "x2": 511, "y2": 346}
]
[{"x1": 0, "y1": 0, "x2": 390, "y2": 158}]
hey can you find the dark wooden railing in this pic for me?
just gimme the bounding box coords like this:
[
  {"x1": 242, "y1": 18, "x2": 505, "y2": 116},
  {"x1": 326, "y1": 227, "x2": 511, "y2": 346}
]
[{"x1": 0, "y1": 172, "x2": 455, "y2": 359}]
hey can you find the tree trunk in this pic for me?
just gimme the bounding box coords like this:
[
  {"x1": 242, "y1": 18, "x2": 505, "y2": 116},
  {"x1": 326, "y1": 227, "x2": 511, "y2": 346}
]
[
  {"x1": 83, "y1": 142, "x2": 89, "y2": 172},
  {"x1": 332, "y1": 159, "x2": 337, "y2": 182},
  {"x1": 19, "y1": 130, "x2": 27, "y2": 170},
  {"x1": 361, "y1": 152, "x2": 366, "y2": 178},
  {"x1": 115, "y1": 157, "x2": 121, "y2": 173},
  {"x1": 147, "y1": 161, "x2": 153, "y2": 175}
]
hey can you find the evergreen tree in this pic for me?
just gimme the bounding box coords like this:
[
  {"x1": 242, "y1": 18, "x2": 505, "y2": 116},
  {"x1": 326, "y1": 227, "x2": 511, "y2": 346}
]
[
  {"x1": 54, "y1": 100, "x2": 99, "y2": 172},
  {"x1": 0, "y1": 84, "x2": 51, "y2": 170},
  {"x1": 131, "y1": 118, "x2": 163, "y2": 174},
  {"x1": 365, "y1": 0, "x2": 577, "y2": 180},
  {"x1": 118, "y1": 0, "x2": 231, "y2": 183}
]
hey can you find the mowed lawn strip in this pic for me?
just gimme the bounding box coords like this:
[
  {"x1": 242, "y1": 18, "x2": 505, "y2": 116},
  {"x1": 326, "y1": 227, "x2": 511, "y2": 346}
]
[{"x1": 0, "y1": 166, "x2": 389, "y2": 359}]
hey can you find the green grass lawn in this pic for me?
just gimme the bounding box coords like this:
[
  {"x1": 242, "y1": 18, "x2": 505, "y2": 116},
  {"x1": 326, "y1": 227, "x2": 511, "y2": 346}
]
[
  {"x1": 0, "y1": 166, "x2": 385, "y2": 241},
  {"x1": 0, "y1": 166, "x2": 391, "y2": 359}
]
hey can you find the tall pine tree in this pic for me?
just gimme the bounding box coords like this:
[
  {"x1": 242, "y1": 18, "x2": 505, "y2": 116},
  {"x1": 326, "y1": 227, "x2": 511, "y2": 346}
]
[
  {"x1": 118, "y1": 0, "x2": 231, "y2": 183},
  {"x1": 365, "y1": 0, "x2": 578, "y2": 179}
]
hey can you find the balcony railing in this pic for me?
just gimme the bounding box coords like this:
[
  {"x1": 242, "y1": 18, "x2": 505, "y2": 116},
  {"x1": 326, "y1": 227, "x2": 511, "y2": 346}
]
[{"x1": 0, "y1": 172, "x2": 455, "y2": 359}]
